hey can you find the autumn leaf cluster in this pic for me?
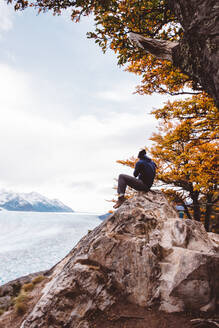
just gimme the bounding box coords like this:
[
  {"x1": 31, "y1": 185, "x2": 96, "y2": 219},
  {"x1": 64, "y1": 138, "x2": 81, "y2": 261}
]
[{"x1": 118, "y1": 94, "x2": 218, "y2": 230}]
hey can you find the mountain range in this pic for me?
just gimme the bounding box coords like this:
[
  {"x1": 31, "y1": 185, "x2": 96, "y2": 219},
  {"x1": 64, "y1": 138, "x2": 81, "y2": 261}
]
[{"x1": 0, "y1": 190, "x2": 73, "y2": 212}]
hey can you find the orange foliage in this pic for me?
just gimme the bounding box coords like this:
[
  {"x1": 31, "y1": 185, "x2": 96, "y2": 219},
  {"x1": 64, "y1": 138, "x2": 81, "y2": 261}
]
[{"x1": 118, "y1": 96, "x2": 219, "y2": 231}]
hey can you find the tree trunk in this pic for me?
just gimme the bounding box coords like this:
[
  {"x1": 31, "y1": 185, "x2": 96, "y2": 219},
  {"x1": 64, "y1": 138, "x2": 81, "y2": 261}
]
[
  {"x1": 204, "y1": 204, "x2": 212, "y2": 232},
  {"x1": 129, "y1": 33, "x2": 178, "y2": 61},
  {"x1": 204, "y1": 195, "x2": 213, "y2": 232},
  {"x1": 183, "y1": 204, "x2": 193, "y2": 220},
  {"x1": 168, "y1": 0, "x2": 219, "y2": 108},
  {"x1": 193, "y1": 202, "x2": 201, "y2": 222},
  {"x1": 192, "y1": 192, "x2": 201, "y2": 221},
  {"x1": 130, "y1": 0, "x2": 219, "y2": 108}
]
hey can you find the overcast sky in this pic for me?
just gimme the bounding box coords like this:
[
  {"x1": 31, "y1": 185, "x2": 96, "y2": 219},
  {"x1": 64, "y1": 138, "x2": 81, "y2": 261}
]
[{"x1": 0, "y1": 1, "x2": 172, "y2": 212}]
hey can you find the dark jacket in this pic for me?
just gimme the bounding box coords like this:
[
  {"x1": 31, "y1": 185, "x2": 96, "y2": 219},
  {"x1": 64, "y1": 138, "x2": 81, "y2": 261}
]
[{"x1": 133, "y1": 155, "x2": 156, "y2": 188}]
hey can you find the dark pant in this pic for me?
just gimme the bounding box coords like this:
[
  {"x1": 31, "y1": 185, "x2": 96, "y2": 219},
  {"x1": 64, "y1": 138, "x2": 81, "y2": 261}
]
[{"x1": 117, "y1": 174, "x2": 149, "y2": 195}]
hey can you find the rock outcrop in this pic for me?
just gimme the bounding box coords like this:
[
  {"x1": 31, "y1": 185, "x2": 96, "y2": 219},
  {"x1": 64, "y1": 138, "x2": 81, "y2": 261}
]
[{"x1": 7, "y1": 191, "x2": 219, "y2": 327}]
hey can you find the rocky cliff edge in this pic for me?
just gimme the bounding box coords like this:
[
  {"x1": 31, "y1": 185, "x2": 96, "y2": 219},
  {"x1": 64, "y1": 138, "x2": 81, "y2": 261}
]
[{"x1": 2, "y1": 191, "x2": 219, "y2": 328}]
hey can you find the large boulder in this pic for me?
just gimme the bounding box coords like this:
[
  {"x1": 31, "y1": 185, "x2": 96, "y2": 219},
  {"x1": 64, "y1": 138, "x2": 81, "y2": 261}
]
[{"x1": 20, "y1": 191, "x2": 219, "y2": 328}]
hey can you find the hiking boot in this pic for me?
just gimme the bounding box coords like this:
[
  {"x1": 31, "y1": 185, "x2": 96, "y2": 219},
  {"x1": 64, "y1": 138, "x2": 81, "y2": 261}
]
[{"x1": 113, "y1": 196, "x2": 126, "y2": 209}]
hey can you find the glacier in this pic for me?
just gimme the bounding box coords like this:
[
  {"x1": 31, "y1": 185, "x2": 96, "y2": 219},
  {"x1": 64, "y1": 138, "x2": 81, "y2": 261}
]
[{"x1": 0, "y1": 210, "x2": 101, "y2": 285}]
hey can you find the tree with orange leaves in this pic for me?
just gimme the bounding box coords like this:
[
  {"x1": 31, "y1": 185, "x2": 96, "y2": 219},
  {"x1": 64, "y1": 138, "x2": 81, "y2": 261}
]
[{"x1": 118, "y1": 95, "x2": 219, "y2": 231}]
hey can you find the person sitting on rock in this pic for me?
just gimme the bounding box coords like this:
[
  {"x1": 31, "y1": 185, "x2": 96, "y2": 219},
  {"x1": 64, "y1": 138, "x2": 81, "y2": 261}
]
[{"x1": 113, "y1": 149, "x2": 156, "y2": 209}]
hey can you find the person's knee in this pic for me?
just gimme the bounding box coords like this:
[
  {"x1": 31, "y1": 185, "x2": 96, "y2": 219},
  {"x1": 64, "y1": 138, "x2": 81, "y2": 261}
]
[{"x1": 118, "y1": 174, "x2": 125, "y2": 180}]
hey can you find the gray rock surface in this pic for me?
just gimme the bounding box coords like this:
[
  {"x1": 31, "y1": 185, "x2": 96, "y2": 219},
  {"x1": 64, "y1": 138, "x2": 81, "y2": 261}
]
[
  {"x1": 0, "y1": 296, "x2": 11, "y2": 311},
  {"x1": 19, "y1": 191, "x2": 219, "y2": 328}
]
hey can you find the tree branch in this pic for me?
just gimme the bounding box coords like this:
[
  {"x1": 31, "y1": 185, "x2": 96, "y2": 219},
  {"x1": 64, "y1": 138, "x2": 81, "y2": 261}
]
[{"x1": 129, "y1": 32, "x2": 178, "y2": 61}]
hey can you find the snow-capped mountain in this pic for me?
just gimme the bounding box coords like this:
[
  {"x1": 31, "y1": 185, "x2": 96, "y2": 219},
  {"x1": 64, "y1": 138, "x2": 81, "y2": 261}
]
[{"x1": 0, "y1": 190, "x2": 73, "y2": 212}]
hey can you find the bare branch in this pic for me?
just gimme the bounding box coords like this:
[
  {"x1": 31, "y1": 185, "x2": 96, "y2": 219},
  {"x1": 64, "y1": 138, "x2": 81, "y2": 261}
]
[{"x1": 129, "y1": 32, "x2": 178, "y2": 61}]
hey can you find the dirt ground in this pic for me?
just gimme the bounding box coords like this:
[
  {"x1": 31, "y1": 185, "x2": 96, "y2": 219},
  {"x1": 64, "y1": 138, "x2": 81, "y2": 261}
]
[
  {"x1": 90, "y1": 301, "x2": 218, "y2": 328},
  {"x1": 0, "y1": 285, "x2": 217, "y2": 328}
]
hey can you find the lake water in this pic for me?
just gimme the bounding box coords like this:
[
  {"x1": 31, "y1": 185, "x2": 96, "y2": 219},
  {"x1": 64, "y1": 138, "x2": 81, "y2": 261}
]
[{"x1": 0, "y1": 210, "x2": 101, "y2": 285}]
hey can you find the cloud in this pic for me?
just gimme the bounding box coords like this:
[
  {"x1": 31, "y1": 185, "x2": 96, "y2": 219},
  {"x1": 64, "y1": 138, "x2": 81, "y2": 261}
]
[
  {"x1": 70, "y1": 181, "x2": 96, "y2": 190},
  {"x1": 0, "y1": 63, "x2": 32, "y2": 109},
  {"x1": 0, "y1": 56, "x2": 159, "y2": 212},
  {"x1": 0, "y1": 2, "x2": 13, "y2": 35},
  {"x1": 0, "y1": 85, "x2": 156, "y2": 211},
  {"x1": 0, "y1": 12, "x2": 166, "y2": 212},
  {"x1": 95, "y1": 82, "x2": 137, "y2": 102}
]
